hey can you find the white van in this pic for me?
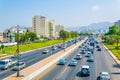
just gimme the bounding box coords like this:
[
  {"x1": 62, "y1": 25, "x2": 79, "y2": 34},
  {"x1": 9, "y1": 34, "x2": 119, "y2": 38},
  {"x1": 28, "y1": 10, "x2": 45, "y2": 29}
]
[{"x1": 0, "y1": 59, "x2": 12, "y2": 69}]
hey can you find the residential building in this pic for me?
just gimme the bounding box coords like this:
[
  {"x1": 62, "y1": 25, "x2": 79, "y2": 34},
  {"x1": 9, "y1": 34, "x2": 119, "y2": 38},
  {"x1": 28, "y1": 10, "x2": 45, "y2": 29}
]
[
  {"x1": 32, "y1": 16, "x2": 56, "y2": 39},
  {"x1": 3, "y1": 26, "x2": 29, "y2": 42},
  {"x1": 49, "y1": 20, "x2": 56, "y2": 39}
]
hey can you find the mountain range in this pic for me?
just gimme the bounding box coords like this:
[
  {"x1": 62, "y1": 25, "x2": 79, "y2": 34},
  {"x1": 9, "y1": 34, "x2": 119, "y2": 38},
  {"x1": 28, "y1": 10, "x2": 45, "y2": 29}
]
[{"x1": 66, "y1": 22, "x2": 114, "y2": 33}]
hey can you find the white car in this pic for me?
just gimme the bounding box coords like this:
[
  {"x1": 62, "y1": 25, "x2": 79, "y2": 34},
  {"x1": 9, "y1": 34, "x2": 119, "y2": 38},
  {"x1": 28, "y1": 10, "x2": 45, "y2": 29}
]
[
  {"x1": 99, "y1": 72, "x2": 110, "y2": 80},
  {"x1": 81, "y1": 65, "x2": 90, "y2": 76},
  {"x1": 0, "y1": 59, "x2": 12, "y2": 69},
  {"x1": 74, "y1": 54, "x2": 82, "y2": 60},
  {"x1": 12, "y1": 62, "x2": 26, "y2": 71},
  {"x1": 42, "y1": 49, "x2": 49, "y2": 54}
]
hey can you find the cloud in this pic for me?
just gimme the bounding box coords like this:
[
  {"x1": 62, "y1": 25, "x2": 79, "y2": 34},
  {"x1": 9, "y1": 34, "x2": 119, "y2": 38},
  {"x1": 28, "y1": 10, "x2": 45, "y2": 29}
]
[{"x1": 92, "y1": 5, "x2": 100, "y2": 12}]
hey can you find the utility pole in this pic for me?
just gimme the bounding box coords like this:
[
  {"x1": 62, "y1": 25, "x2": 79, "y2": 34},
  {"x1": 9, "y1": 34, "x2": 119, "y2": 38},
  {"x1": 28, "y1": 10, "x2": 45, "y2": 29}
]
[{"x1": 16, "y1": 25, "x2": 20, "y2": 77}]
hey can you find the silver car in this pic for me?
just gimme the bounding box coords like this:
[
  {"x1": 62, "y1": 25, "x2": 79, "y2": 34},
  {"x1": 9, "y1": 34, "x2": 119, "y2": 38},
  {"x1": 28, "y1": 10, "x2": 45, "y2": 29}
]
[
  {"x1": 12, "y1": 62, "x2": 25, "y2": 71},
  {"x1": 69, "y1": 59, "x2": 77, "y2": 66},
  {"x1": 42, "y1": 49, "x2": 49, "y2": 54}
]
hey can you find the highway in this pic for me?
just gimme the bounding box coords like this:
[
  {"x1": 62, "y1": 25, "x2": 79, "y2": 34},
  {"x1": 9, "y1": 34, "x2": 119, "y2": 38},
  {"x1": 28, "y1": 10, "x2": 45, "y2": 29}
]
[
  {"x1": 0, "y1": 37, "x2": 84, "y2": 80},
  {"x1": 41, "y1": 38, "x2": 120, "y2": 80}
]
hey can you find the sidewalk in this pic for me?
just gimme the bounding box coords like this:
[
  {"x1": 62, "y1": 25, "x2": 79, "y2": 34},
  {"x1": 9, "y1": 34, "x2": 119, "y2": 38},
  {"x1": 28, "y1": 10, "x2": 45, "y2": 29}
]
[{"x1": 4, "y1": 37, "x2": 87, "y2": 80}]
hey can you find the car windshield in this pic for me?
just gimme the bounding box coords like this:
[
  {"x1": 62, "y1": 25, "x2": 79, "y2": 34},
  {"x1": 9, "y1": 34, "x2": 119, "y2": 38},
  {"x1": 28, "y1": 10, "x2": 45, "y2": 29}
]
[
  {"x1": 82, "y1": 68, "x2": 89, "y2": 71},
  {"x1": 102, "y1": 74, "x2": 109, "y2": 77}
]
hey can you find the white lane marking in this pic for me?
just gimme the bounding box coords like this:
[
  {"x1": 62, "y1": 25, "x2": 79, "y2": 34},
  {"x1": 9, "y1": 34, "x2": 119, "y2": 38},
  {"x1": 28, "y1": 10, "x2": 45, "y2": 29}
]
[{"x1": 60, "y1": 67, "x2": 68, "y2": 76}]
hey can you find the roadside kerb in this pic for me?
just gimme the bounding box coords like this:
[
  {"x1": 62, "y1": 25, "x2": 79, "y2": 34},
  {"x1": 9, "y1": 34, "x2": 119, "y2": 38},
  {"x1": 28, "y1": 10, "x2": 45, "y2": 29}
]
[
  {"x1": 103, "y1": 44, "x2": 120, "y2": 66},
  {"x1": 4, "y1": 37, "x2": 88, "y2": 80}
]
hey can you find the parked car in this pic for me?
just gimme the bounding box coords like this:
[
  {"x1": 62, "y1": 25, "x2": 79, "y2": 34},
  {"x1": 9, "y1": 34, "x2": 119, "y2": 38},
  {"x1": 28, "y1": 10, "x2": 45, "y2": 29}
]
[
  {"x1": 81, "y1": 65, "x2": 90, "y2": 76},
  {"x1": 12, "y1": 62, "x2": 25, "y2": 71},
  {"x1": 69, "y1": 59, "x2": 77, "y2": 66},
  {"x1": 99, "y1": 72, "x2": 110, "y2": 80},
  {"x1": 0, "y1": 59, "x2": 12, "y2": 69},
  {"x1": 42, "y1": 49, "x2": 49, "y2": 54},
  {"x1": 58, "y1": 59, "x2": 67, "y2": 65},
  {"x1": 74, "y1": 54, "x2": 82, "y2": 60}
]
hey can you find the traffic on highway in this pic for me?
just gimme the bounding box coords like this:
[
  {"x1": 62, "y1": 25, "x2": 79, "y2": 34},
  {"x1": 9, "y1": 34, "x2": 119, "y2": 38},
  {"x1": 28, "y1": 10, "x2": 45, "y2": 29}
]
[
  {"x1": 0, "y1": 36, "x2": 84, "y2": 79},
  {"x1": 41, "y1": 37, "x2": 120, "y2": 80}
]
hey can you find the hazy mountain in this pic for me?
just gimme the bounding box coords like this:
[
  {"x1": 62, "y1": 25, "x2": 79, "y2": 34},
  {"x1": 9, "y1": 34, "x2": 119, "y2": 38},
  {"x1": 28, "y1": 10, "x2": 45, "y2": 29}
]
[{"x1": 66, "y1": 22, "x2": 113, "y2": 33}]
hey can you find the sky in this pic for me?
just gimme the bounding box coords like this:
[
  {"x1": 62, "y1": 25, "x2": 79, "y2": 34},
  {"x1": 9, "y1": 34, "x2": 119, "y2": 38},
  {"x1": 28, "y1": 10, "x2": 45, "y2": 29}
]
[{"x1": 0, "y1": 0, "x2": 120, "y2": 31}]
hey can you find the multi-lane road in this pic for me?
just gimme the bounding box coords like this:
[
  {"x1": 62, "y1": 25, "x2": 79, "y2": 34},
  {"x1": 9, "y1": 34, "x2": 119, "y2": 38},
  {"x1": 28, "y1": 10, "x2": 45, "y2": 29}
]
[
  {"x1": 0, "y1": 37, "x2": 84, "y2": 80},
  {"x1": 41, "y1": 39, "x2": 120, "y2": 80}
]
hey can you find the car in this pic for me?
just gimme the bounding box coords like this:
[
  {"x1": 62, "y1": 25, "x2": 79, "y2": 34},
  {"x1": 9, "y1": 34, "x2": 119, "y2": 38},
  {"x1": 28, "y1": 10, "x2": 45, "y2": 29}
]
[
  {"x1": 58, "y1": 59, "x2": 67, "y2": 65},
  {"x1": 62, "y1": 44, "x2": 67, "y2": 49},
  {"x1": 58, "y1": 44, "x2": 62, "y2": 48},
  {"x1": 78, "y1": 45, "x2": 81, "y2": 48},
  {"x1": 12, "y1": 62, "x2": 25, "y2": 71},
  {"x1": 69, "y1": 59, "x2": 77, "y2": 66},
  {"x1": 99, "y1": 72, "x2": 110, "y2": 80},
  {"x1": 0, "y1": 59, "x2": 12, "y2": 69},
  {"x1": 80, "y1": 50, "x2": 86, "y2": 54},
  {"x1": 42, "y1": 49, "x2": 49, "y2": 54},
  {"x1": 51, "y1": 46, "x2": 57, "y2": 50},
  {"x1": 97, "y1": 48, "x2": 101, "y2": 51},
  {"x1": 96, "y1": 45, "x2": 100, "y2": 48},
  {"x1": 87, "y1": 56, "x2": 94, "y2": 62},
  {"x1": 85, "y1": 53, "x2": 91, "y2": 57},
  {"x1": 10, "y1": 56, "x2": 17, "y2": 65},
  {"x1": 74, "y1": 54, "x2": 82, "y2": 60},
  {"x1": 81, "y1": 65, "x2": 90, "y2": 76}
]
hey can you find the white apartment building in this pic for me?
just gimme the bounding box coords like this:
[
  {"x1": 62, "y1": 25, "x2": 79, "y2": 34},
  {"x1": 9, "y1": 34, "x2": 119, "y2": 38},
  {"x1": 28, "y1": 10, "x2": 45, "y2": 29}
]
[{"x1": 32, "y1": 16, "x2": 56, "y2": 39}]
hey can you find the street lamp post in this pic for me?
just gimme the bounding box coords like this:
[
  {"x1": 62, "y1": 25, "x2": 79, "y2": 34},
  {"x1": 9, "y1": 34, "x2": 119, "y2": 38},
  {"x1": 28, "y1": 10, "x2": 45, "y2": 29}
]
[{"x1": 16, "y1": 25, "x2": 20, "y2": 77}]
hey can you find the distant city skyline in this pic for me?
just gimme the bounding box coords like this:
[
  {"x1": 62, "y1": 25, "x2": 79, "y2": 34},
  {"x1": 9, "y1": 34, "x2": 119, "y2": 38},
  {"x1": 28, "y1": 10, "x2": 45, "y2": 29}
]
[{"x1": 0, "y1": 0, "x2": 120, "y2": 31}]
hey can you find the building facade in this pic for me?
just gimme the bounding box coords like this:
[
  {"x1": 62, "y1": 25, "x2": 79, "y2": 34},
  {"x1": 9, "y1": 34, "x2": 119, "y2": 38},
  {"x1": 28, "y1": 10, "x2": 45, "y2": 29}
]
[{"x1": 32, "y1": 16, "x2": 56, "y2": 39}]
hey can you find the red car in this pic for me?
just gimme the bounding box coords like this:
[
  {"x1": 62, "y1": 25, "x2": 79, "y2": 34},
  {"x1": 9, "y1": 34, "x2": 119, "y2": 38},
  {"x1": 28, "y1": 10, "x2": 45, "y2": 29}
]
[{"x1": 58, "y1": 45, "x2": 62, "y2": 48}]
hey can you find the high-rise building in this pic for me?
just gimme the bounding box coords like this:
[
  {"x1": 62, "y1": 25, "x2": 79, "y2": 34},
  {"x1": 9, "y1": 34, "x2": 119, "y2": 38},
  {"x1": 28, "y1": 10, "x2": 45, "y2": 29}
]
[
  {"x1": 49, "y1": 20, "x2": 56, "y2": 39},
  {"x1": 32, "y1": 16, "x2": 56, "y2": 39}
]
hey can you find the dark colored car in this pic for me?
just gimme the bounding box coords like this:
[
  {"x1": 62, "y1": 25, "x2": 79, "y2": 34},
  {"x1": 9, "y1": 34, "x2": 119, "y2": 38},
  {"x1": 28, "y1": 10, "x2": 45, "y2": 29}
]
[{"x1": 97, "y1": 48, "x2": 101, "y2": 51}]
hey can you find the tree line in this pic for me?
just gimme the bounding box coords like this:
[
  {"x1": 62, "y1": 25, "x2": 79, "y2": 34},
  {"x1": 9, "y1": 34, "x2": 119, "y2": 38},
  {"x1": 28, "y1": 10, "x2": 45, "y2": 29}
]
[
  {"x1": 103, "y1": 25, "x2": 120, "y2": 49},
  {"x1": 59, "y1": 30, "x2": 79, "y2": 42}
]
